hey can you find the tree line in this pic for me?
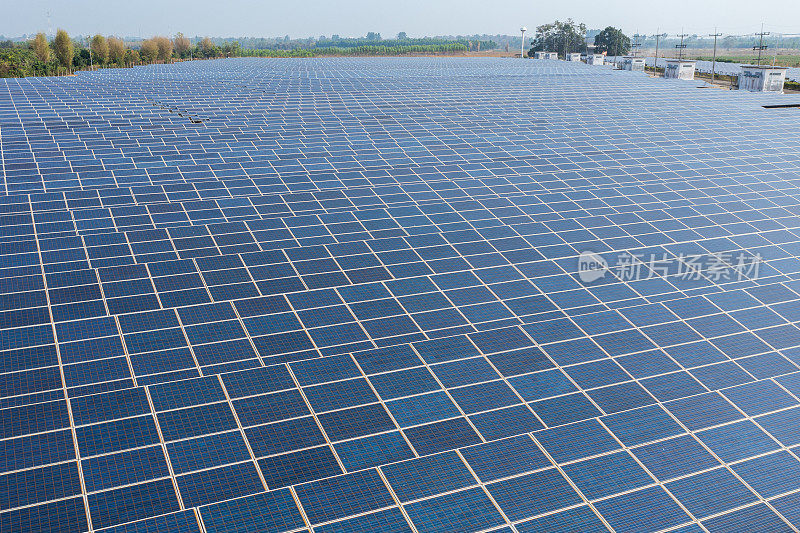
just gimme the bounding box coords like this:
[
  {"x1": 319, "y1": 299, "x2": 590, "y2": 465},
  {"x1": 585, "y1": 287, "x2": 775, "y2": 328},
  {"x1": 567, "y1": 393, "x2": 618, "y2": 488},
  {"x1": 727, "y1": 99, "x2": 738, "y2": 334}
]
[
  {"x1": 239, "y1": 43, "x2": 469, "y2": 58},
  {"x1": 205, "y1": 34, "x2": 496, "y2": 52},
  {"x1": 0, "y1": 30, "x2": 478, "y2": 77}
]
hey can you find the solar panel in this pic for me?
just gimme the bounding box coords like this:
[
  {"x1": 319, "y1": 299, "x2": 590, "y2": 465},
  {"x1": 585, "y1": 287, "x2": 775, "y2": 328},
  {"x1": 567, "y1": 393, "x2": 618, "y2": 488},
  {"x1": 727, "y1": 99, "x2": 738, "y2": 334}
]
[{"x1": 2, "y1": 56, "x2": 800, "y2": 532}]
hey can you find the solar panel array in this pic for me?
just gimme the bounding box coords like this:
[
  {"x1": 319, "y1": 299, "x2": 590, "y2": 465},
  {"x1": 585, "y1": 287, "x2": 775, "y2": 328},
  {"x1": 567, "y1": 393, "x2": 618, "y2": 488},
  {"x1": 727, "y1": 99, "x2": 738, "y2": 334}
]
[{"x1": 2, "y1": 57, "x2": 800, "y2": 533}]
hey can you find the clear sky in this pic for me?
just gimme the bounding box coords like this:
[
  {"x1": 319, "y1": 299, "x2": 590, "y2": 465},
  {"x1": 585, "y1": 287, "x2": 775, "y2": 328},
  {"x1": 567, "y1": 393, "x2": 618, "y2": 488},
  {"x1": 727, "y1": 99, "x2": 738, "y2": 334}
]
[{"x1": 3, "y1": 0, "x2": 799, "y2": 38}]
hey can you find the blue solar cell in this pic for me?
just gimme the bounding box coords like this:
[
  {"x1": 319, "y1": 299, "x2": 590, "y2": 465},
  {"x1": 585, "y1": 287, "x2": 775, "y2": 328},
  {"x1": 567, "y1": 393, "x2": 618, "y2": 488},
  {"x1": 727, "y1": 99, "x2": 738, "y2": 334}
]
[
  {"x1": 158, "y1": 402, "x2": 239, "y2": 441},
  {"x1": 100, "y1": 510, "x2": 202, "y2": 533},
  {"x1": 83, "y1": 445, "x2": 170, "y2": 492},
  {"x1": 295, "y1": 469, "x2": 393, "y2": 525},
  {"x1": 304, "y1": 378, "x2": 377, "y2": 412},
  {"x1": 88, "y1": 478, "x2": 180, "y2": 530},
  {"x1": 757, "y1": 407, "x2": 800, "y2": 446},
  {"x1": 0, "y1": 429, "x2": 74, "y2": 473},
  {"x1": 469, "y1": 404, "x2": 544, "y2": 440},
  {"x1": 448, "y1": 380, "x2": 521, "y2": 414},
  {"x1": 258, "y1": 444, "x2": 343, "y2": 488},
  {"x1": 386, "y1": 391, "x2": 460, "y2": 427},
  {"x1": 664, "y1": 392, "x2": 744, "y2": 430},
  {"x1": 666, "y1": 468, "x2": 758, "y2": 519},
  {"x1": 535, "y1": 418, "x2": 619, "y2": 463},
  {"x1": 529, "y1": 392, "x2": 602, "y2": 426},
  {"x1": 405, "y1": 487, "x2": 505, "y2": 533},
  {"x1": 245, "y1": 416, "x2": 325, "y2": 458},
  {"x1": 594, "y1": 486, "x2": 690, "y2": 533},
  {"x1": 696, "y1": 420, "x2": 780, "y2": 462},
  {"x1": 382, "y1": 451, "x2": 474, "y2": 502},
  {"x1": 633, "y1": 434, "x2": 720, "y2": 481},
  {"x1": 0, "y1": 461, "x2": 82, "y2": 509},
  {"x1": 565, "y1": 450, "x2": 653, "y2": 500},
  {"x1": 177, "y1": 462, "x2": 264, "y2": 508},
  {"x1": 461, "y1": 434, "x2": 548, "y2": 482},
  {"x1": 167, "y1": 431, "x2": 252, "y2": 474},
  {"x1": 602, "y1": 404, "x2": 683, "y2": 446},
  {"x1": 488, "y1": 468, "x2": 581, "y2": 521},
  {"x1": 233, "y1": 389, "x2": 308, "y2": 427},
  {"x1": 0, "y1": 496, "x2": 88, "y2": 533},
  {"x1": 334, "y1": 431, "x2": 414, "y2": 471},
  {"x1": 317, "y1": 403, "x2": 396, "y2": 441},
  {"x1": 404, "y1": 417, "x2": 481, "y2": 455},
  {"x1": 76, "y1": 415, "x2": 160, "y2": 457},
  {"x1": 516, "y1": 505, "x2": 609, "y2": 533},
  {"x1": 731, "y1": 451, "x2": 800, "y2": 498},
  {"x1": 315, "y1": 507, "x2": 413, "y2": 533},
  {"x1": 702, "y1": 504, "x2": 791, "y2": 533},
  {"x1": 220, "y1": 366, "x2": 296, "y2": 398}
]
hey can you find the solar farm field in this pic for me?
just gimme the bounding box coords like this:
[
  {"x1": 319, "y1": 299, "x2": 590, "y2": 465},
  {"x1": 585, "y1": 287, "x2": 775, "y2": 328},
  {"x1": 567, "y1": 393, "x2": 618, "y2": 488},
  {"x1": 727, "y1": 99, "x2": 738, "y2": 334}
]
[{"x1": 2, "y1": 57, "x2": 800, "y2": 532}]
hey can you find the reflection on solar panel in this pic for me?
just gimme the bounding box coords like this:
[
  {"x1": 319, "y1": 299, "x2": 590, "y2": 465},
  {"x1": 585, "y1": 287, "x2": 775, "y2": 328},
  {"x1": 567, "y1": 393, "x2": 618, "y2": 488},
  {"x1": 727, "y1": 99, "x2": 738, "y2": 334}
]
[{"x1": 2, "y1": 57, "x2": 800, "y2": 532}]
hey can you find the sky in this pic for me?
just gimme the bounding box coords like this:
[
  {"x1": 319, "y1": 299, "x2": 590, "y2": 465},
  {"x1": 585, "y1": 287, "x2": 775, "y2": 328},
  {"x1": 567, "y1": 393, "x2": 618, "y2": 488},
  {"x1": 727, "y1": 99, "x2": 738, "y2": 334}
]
[{"x1": 3, "y1": 0, "x2": 800, "y2": 39}]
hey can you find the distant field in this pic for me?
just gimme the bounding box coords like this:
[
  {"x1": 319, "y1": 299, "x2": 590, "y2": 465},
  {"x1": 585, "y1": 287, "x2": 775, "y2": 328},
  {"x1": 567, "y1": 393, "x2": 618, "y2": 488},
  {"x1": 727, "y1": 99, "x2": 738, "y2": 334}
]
[
  {"x1": 694, "y1": 55, "x2": 800, "y2": 67},
  {"x1": 641, "y1": 48, "x2": 800, "y2": 67}
]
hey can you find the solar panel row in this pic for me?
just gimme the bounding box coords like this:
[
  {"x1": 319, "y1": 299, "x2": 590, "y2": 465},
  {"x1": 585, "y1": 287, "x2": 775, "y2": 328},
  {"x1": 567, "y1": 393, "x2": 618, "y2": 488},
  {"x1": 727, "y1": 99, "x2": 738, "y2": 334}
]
[{"x1": 2, "y1": 57, "x2": 800, "y2": 532}]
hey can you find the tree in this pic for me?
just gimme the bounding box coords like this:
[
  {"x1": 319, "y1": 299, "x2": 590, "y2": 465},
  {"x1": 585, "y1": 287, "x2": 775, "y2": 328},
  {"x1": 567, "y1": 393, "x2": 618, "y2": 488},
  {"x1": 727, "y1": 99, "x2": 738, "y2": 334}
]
[
  {"x1": 90, "y1": 35, "x2": 109, "y2": 64},
  {"x1": 108, "y1": 37, "x2": 126, "y2": 64},
  {"x1": 528, "y1": 19, "x2": 587, "y2": 57},
  {"x1": 174, "y1": 32, "x2": 190, "y2": 57},
  {"x1": 31, "y1": 33, "x2": 50, "y2": 63},
  {"x1": 54, "y1": 29, "x2": 73, "y2": 68},
  {"x1": 593, "y1": 26, "x2": 630, "y2": 56},
  {"x1": 126, "y1": 49, "x2": 140, "y2": 64},
  {"x1": 153, "y1": 36, "x2": 173, "y2": 61},
  {"x1": 221, "y1": 41, "x2": 240, "y2": 57},
  {"x1": 397, "y1": 32, "x2": 408, "y2": 40},
  {"x1": 139, "y1": 39, "x2": 158, "y2": 62},
  {"x1": 721, "y1": 35, "x2": 737, "y2": 49},
  {"x1": 199, "y1": 37, "x2": 218, "y2": 58}
]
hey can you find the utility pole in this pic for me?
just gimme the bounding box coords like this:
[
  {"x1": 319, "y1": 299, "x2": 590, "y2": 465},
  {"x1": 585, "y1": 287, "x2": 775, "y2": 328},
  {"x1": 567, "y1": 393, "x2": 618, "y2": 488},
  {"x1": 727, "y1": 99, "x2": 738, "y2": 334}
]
[
  {"x1": 632, "y1": 33, "x2": 642, "y2": 58},
  {"x1": 772, "y1": 33, "x2": 780, "y2": 68},
  {"x1": 653, "y1": 31, "x2": 667, "y2": 75},
  {"x1": 709, "y1": 28, "x2": 722, "y2": 83},
  {"x1": 675, "y1": 31, "x2": 688, "y2": 61},
  {"x1": 754, "y1": 23, "x2": 770, "y2": 66}
]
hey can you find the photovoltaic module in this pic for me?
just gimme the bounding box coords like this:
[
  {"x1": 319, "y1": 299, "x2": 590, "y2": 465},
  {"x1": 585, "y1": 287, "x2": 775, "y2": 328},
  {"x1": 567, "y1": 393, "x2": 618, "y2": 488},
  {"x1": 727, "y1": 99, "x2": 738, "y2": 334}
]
[{"x1": 2, "y1": 57, "x2": 800, "y2": 532}]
